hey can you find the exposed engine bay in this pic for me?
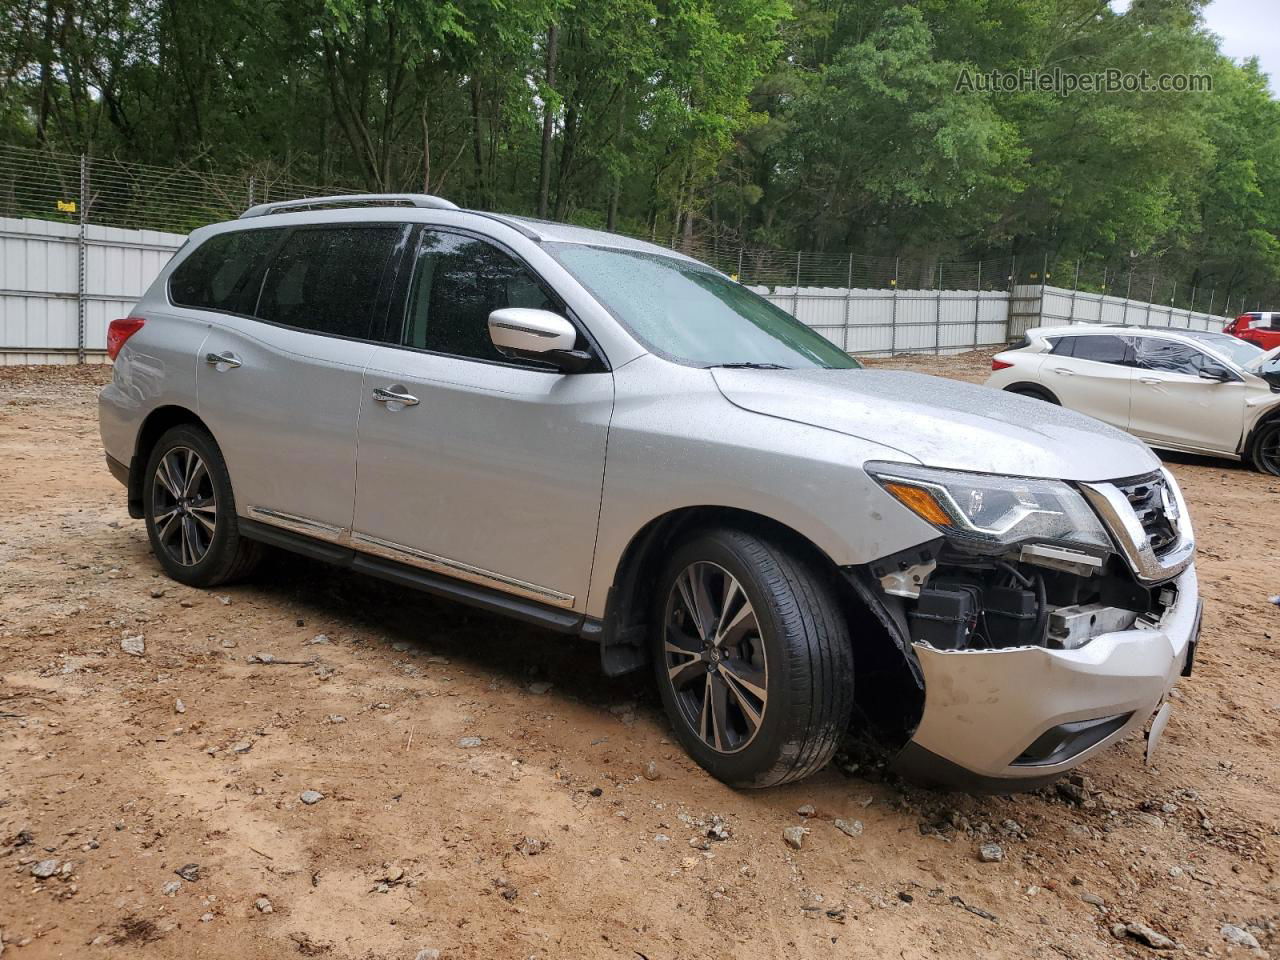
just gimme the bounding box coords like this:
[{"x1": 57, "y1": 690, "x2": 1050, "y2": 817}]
[{"x1": 871, "y1": 539, "x2": 1178, "y2": 653}]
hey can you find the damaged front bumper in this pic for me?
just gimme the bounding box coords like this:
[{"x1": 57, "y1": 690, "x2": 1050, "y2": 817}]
[{"x1": 891, "y1": 565, "x2": 1200, "y2": 792}]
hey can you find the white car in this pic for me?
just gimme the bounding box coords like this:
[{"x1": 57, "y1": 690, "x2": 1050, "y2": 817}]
[{"x1": 987, "y1": 325, "x2": 1280, "y2": 475}]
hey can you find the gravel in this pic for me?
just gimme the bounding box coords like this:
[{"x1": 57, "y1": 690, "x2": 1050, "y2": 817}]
[
  {"x1": 1220, "y1": 924, "x2": 1260, "y2": 949},
  {"x1": 782, "y1": 826, "x2": 808, "y2": 850},
  {"x1": 30, "y1": 859, "x2": 59, "y2": 878},
  {"x1": 120, "y1": 635, "x2": 145, "y2": 656},
  {"x1": 833, "y1": 818, "x2": 863, "y2": 838}
]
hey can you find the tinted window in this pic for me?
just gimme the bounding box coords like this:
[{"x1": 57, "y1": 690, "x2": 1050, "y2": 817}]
[
  {"x1": 254, "y1": 226, "x2": 399, "y2": 339},
  {"x1": 1071, "y1": 335, "x2": 1131, "y2": 364},
  {"x1": 1136, "y1": 338, "x2": 1214, "y2": 375},
  {"x1": 1049, "y1": 337, "x2": 1076, "y2": 356},
  {"x1": 403, "y1": 231, "x2": 558, "y2": 362},
  {"x1": 169, "y1": 228, "x2": 281, "y2": 312}
]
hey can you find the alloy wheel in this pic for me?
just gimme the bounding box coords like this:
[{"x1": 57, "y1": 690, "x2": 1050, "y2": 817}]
[
  {"x1": 151, "y1": 446, "x2": 217, "y2": 566},
  {"x1": 662, "y1": 561, "x2": 768, "y2": 754}
]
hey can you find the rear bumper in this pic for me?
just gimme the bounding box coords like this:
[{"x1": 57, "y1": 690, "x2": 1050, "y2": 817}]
[{"x1": 892, "y1": 565, "x2": 1200, "y2": 791}]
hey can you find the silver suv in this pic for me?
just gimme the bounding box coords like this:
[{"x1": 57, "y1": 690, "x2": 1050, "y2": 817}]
[{"x1": 99, "y1": 194, "x2": 1201, "y2": 791}]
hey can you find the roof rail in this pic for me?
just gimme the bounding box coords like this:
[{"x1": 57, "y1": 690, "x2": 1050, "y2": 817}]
[{"x1": 239, "y1": 193, "x2": 459, "y2": 219}]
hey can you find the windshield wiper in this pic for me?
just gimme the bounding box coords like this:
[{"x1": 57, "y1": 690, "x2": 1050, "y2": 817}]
[{"x1": 708, "y1": 362, "x2": 791, "y2": 370}]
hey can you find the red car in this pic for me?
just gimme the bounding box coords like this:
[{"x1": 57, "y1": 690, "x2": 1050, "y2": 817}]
[{"x1": 1225, "y1": 312, "x2": 1280, "y2": 350}]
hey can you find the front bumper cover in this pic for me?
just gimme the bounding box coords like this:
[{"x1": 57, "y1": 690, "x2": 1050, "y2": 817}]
[{"x1": 891, "y1": 565, "x2": 1200, "y2": 792}]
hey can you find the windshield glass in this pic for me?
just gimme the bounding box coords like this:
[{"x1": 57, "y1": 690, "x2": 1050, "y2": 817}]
[
  {"x1": 547, "y1": 243, "x2": 859, "y2": 369},
  {"x1": 1170, "y1": 329, "x2": 1262, "y2": 367}
]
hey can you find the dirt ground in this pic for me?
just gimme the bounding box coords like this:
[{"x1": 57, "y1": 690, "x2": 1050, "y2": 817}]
[{"x1": 1, "y1": 352, "x2": 1278, "y2": 960}]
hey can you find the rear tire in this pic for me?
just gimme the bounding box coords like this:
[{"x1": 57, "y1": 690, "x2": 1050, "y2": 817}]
[
  {"x1": 1251, "y1": 420, "x2": 1280, "y2": 476},
  {"x1": 651, "y1": 528, "x2": 855, "y2": 788},
  {"x1": 143, "y1": 425, "x2": 262, "y2": 587}
]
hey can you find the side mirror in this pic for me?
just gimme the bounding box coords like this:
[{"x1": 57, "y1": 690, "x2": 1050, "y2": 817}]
[
  {"x1": 487, "y1": 308, "x2": 593, "y2": 373},
  {"x1": 1198, "y1": 363, "x2": 1234, "y2": 383}
]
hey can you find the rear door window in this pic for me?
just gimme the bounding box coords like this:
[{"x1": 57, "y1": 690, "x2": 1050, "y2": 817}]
[
  {"x1": 253, "y1": 226, "x2": 401, "y2": 340},
  {"x1": 169, "y1": 228, "x2": 282, "y2": 313},
  {"x1": 1070, "y1": 335, "x2": 1132, "y2": 365}
]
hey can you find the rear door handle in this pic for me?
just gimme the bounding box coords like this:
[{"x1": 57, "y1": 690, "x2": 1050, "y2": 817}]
[
  {"x1": 1139, "y1": 376, "x2": 1164, "y2": 385},
  {"x1": 205, "y1": 351, "x2": 241, "y2": 369},
  {"x1": 373, "y1": 386, "x2": 420, "y2": 407},
  {"x1": 1051, "y1": 367, "x2": 1074, "y2": 376}
]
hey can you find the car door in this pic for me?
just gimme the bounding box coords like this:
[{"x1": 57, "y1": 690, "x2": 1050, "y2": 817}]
[
  {"x1": 1039, "y1": 334, "x2": 1135, "y2": 429},
  {"x1": 196, "y1": 222, "x2": 409, "y2": 539},
  {"x1": 351, "y1": 227, "x2": 614, "y2": 611},
  {"x1": 1128, "y1": 337, "x2": 1246, "y2": 454},
  {"x1": 1252, "y1": 314, "x2": 1280, "y2": 351}
]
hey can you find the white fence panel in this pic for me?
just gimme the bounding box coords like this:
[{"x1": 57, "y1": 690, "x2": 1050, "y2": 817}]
[
  {"x1": 1032, "y1": 283, "x2": 1233, "y2": 335},
  {"x1": 1, "y1": 216, "x2": 185, "y2": 364}
]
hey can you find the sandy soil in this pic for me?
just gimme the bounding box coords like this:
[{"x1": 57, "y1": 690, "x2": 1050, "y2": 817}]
[{"x1": 1, "y1": 354, "x2": 1277, "y2": 960}]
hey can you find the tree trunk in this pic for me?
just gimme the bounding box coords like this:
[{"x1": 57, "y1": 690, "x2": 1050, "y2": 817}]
[
  {"x1": 536, "y1": 24, "x2": 559, "y2": 218},
  {"x1": 470, "y1": 77, "x2": 486, "y2": 205},
  {"x1": 34, "y1": 0, "x2": 55, "y2": 145}
]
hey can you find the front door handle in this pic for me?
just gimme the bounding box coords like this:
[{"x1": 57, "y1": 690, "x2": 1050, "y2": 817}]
[
  {"x1": 372, "y1": 386, "x2": 420, "y2": 407},
  {"x1": 205, "y1": 351, "x2": 241, "y2": 369},
  {"x1": 1138, "y1": 376, "x2": 1164, "y2": 385}
]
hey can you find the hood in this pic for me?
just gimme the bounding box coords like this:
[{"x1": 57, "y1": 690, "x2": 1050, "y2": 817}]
[
  {"x1": 711, "y1": 368, "x2": 1161, "y2": 483},
  {"x1": 1244, "y1": 345, "x2": 1280, "y2": 371}
]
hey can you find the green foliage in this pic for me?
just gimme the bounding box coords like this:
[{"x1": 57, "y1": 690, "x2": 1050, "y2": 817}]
[{"x1": 1, "y1": 0, "x2": 1277, "y2": 302}]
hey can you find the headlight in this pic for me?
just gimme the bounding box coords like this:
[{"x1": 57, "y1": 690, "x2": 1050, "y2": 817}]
[{"x1": 865, "y1": 462, "x2": 1112, "y2": 553}]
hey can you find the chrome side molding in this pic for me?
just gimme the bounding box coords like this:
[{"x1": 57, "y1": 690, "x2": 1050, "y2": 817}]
[
  {"x1": 246, "y1": 506, "x2": 348, "y2": 543},
  {"x1": 350, "y1": 532, "x2": 575, "y2": 608}
]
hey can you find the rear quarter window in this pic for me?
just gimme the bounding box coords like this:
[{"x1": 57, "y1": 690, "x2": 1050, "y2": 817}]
[{"x1": 169, "y1": 229, "x2": 282, "y2": 313}]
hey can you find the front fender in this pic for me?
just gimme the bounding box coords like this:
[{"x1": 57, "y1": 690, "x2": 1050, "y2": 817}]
[{"x1": 585, "y1": 357, "x2": 938, "y2": 618}]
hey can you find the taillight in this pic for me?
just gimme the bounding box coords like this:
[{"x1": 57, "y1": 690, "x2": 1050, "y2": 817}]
[
  {"x1": 992, "y1": 358, "x2": 1014, "y2": 371},
  {"x1": 106, "y1": 317, "x2": 145, "y2": 360}
]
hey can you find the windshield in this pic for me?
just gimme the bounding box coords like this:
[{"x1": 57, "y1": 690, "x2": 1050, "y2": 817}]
[
  {"x1": 547, "y1": 243, "x2": 859, "y2": 369},
  {"x1": 1171, "y1": 329, "x2": 1262, "y2": 367}
]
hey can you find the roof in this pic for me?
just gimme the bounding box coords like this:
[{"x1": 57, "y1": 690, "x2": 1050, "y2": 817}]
[
  {"x1": 1029, "y1": 324, "x2": 1228, "y2": 342},
  {"x1": 222, "y1": 192, "x2": 700, "y2": 264}
]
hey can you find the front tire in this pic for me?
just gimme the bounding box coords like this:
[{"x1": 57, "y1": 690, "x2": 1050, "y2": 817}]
[
  {"x1": 652, "y1": 528, "x2": 855, "y2": 788},
  {"x1": 143, "y1": 424, "x2": 262, "y2": 587},
  {"x1": 1251, "y1": 420, "x2": 1280, "y2": 476}
]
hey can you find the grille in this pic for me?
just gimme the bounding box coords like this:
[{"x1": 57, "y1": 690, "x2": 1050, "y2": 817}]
[{"x1": 1114, "y1": 472, "x2": 1179, "y2": 555}]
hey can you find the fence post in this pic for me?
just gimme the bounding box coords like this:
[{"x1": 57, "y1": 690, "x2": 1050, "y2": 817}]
[
  {"x1": 792, "y1": 251, "x2": 801, "y2": 319},
  {"x1": 248, "y1": 176, "x2": 257, "y2": 210},
  {"x1": 890, "y1": 257, "x2": 900, "y2": 355},
  {"x1": 1123, "y1": 271, "x2": 1133, "y2": 325},
  {"x1": 1040, "y1": 254, "x2": 1048, "y2": 330},
  {"x1": 1145, "y1": 276, "x2": 1155, "y2": 326},
  {"x1": 77, "y1": 153, "x2": 88, "y2": 364},
  {"x1": 935, "y1": 261, "x2": 943, "y2": 354},
  {"x1": 1068, "y1": 260, "x2": 1080, "y2": 323},
  {"x1": 972, "y1": 260, "x2": 982, "y2": 348},
  {"x1": 1223, "y1": 294, "x2": 1231, "y2": 318},
  {"x1": 1207, "y1": 288, "x2": 1215, "y2": 318},
  {"x1": 736, "y1": 246, "x2": 744, "y2": 282},
  {"x1": 1168, "y1": 280, "x2": 1176, "y2": 325},
  {"x1": 842, "y1": 253, "x2": 853, "y2": 353}
]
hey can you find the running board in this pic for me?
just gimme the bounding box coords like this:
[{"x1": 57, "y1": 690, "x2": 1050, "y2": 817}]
[{"x1": 238, "y1": 517, "x2": 597, "y2": 637}]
